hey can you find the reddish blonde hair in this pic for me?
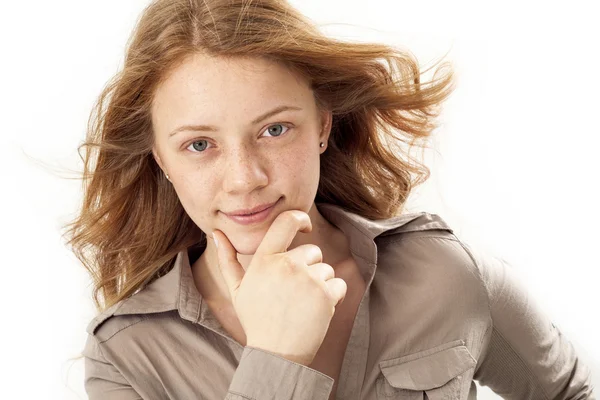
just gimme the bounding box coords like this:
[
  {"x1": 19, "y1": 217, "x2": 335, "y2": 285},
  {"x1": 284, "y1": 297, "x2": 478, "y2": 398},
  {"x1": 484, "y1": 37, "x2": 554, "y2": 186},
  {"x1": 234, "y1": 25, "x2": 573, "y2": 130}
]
[{"x1": 62, "y1": 0, "x2": 455, "y2": 313}]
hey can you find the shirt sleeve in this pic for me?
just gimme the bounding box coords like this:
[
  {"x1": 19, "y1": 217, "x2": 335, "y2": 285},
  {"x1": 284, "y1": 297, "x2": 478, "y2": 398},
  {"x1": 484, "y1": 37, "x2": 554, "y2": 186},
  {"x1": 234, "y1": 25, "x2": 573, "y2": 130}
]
[
  {"x1": 82, "y1": 332, "x2": 334, "y2": 399},
  {"x1": 82, "y1": 334, "x2": 143, "y2": 400},
  {"x1": 463, "y1": 243, "x2": 596, "y2": 399},
  {"x1": 227, "y1": 346, "x2": 334, "y2": 399}
]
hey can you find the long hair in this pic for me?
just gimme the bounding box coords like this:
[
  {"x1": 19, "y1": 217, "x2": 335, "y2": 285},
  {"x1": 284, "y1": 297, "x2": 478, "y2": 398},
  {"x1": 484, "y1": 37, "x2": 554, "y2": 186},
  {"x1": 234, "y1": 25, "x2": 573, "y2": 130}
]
[{"x1": 62, "y1": 0, "x2": 455, "y2": 314}]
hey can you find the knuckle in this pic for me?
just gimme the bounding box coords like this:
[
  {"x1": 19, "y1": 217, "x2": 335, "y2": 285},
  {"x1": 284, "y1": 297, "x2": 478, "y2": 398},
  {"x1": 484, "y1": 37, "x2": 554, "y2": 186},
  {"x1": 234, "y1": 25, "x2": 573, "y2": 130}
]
[
  {"x1": 312, "y1": 280, "x2": 330, "y2": 300},
  {"x1": 285, "y1": 210, "x2": 306, "y2": 225},
  {"x1": 309, "y1": 244, "x2": 323, "y2": 259},
  {"x1": 328, "y1": 278, "x2": 345, "y2": 298},
  {"x1": 337, "y1": 278, "x2": 348, "y2": 296},
  {"x1": 279, "y1": 254, "x2": 298, "y2": 274},
  {"x1": 323, "y1": 263, "x2": 335, "y2": 277}
]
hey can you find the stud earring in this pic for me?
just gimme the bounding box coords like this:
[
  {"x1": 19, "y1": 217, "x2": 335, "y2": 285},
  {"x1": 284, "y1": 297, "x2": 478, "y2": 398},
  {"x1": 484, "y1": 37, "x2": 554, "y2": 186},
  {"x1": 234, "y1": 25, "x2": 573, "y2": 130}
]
[
  {"x1": 320, "y1": 142, "x2": 324, "y2": 148},
  {"x1": 165, "y1": 172, "x2": 170, "y2": 181}
]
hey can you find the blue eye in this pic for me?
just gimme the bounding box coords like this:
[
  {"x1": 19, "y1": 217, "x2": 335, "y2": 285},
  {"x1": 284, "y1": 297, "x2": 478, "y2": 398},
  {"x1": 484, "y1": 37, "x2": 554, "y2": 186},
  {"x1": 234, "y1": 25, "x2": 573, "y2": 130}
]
[
  {"x1": 262, "y1": 124, "x2": 289, "y2": 137},
  {"x1": 189, "y1": 140, "x2": 209, "y2": 152},
  {"x1": 185, "y1": 123, "x2": 291, "y2": 154}
]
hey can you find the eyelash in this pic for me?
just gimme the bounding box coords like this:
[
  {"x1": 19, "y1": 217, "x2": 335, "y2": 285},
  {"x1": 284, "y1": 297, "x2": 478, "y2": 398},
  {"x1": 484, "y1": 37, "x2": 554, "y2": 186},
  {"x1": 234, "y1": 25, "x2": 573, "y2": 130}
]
[{"x1": 183, "y1": 123, "x2": 292, "y2": 154}]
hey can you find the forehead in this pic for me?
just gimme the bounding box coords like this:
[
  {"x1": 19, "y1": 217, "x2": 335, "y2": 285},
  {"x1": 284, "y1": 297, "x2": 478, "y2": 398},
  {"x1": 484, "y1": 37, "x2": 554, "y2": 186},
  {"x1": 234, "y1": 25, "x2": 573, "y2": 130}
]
[{"x1": 151, "y1": 53, "x2": 314, "y2": 120}]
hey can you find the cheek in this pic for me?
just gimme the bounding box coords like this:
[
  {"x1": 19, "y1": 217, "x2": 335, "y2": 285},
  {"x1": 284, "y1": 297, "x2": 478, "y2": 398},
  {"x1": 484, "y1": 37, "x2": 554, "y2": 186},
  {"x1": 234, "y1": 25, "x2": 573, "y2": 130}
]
[
  {"x1": 173, "y1": 172, "x2": 217, "y2": 218},
  {"x1": 275, "y1": 142, "x2": 321, "y2": 202},
  {"x1": 276, "y1": 143, "x2": 318, "y2": 180}
]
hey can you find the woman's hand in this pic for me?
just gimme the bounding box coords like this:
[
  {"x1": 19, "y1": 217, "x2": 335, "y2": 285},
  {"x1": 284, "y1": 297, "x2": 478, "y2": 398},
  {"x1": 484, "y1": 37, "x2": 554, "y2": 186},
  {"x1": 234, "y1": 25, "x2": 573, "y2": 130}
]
[{"x1": 212, "y1": 210, "x2": 347, "y2": 366}]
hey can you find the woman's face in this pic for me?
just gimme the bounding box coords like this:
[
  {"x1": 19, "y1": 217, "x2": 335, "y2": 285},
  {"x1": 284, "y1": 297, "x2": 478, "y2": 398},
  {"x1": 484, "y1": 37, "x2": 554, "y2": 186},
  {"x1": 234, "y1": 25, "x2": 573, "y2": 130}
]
[{"x1": 151, "y1": 53, "x2": 331, "y2": 256}]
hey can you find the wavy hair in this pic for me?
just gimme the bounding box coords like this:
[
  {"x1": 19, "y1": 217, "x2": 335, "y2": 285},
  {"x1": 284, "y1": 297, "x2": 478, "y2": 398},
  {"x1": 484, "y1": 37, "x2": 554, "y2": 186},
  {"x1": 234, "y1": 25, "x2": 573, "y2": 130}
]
[{"x1": 62, "y1": 0, "x2": 456, "y2": 314}]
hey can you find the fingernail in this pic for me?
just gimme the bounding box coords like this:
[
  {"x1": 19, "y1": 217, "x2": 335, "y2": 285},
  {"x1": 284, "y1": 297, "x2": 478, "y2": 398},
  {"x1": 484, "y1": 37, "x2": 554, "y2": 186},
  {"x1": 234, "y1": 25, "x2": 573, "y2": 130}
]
[{"x1": 213, "y1": 231, "x2": 219, "y2": 249}]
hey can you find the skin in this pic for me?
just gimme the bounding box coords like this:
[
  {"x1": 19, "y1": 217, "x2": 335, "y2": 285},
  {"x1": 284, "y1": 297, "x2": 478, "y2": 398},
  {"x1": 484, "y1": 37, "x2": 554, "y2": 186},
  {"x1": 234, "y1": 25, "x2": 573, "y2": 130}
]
[{"x1": 151, "y1": 52, "x2": 352, "y2": 306}]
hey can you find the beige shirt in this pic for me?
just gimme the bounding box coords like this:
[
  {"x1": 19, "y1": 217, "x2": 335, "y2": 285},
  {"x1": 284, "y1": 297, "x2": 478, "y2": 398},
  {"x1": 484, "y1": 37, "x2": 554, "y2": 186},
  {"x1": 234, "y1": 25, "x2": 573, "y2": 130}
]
[{"x1": 82, "y1": 202, "x2": 596, "y2": 399}]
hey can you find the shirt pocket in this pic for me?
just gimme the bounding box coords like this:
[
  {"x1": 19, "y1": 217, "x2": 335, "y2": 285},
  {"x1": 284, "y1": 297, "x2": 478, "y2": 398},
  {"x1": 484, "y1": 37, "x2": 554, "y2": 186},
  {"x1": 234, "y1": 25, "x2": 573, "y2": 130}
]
[{"x1": 376, "y1": 339, "x2": 476, "y2": 400}]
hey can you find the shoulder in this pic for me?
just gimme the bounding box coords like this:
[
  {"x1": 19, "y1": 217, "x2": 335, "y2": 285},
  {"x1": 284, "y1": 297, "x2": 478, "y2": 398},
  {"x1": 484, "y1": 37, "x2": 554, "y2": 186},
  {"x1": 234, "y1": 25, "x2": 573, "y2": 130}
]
[
  {"x1": 85, "y1": 299, "x2": 149, "y2": 343},
  {"x1": 372, "y1": 213, "x2": 494, "y2": 342},
  {"x1": 375, "y1": 212, "x2": 491, "y2": 304},
  {"x1": 376, "y1": 211, "x2": 476, "y2": 268},
  {"x1": 85, "y1": 290, "x2": 179, "y2": 343},
  {"x1": 84, "y1": 256, "x2": 184, "y2": 340}
]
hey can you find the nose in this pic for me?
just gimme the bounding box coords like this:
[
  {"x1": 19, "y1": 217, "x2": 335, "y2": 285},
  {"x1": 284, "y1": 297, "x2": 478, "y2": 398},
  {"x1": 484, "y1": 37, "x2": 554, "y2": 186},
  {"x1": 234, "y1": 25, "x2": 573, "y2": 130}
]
[{"x1": 221, "y1": 143, "x2": 269, "y2": 194}]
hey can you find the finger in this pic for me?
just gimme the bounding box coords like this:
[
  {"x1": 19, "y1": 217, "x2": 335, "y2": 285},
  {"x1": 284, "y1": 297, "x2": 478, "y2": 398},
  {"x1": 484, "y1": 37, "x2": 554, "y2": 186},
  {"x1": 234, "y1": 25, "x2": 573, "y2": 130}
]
[
  {"x1": 212, "y1": 230, "x2": 245, "y2": 297},
  {"x1": 325, "y1": 278, "x2": 347, "y2": 307},
  {"x1": 304, "y1": 262, "x2": 335, "y2": 283},
  {"x1": 255, "y1": 210, "x2": 312, "y2": 256},
  {"x1": 285, "y1": 243, "x2": 323, "y2": 267}
]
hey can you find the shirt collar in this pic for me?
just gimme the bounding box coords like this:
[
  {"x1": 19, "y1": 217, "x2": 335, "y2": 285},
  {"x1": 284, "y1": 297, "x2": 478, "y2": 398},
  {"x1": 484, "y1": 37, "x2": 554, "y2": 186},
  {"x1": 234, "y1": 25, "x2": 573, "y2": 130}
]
[{"x1": 87, "y1": 202, "x2": 452, "y2": 334}]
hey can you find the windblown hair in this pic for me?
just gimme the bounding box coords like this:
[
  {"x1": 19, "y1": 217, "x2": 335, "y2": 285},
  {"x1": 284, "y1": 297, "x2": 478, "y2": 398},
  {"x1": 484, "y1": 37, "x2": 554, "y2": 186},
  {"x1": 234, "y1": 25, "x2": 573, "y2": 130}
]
[{"x1": 62, "y1": 0, "x2": 455, "y2": 314}]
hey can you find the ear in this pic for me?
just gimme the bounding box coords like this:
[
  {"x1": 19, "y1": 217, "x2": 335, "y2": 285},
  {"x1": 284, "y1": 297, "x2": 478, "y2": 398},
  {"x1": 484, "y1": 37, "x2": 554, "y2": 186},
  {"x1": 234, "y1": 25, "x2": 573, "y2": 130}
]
[
  {"x1": 152, "y1": 147, "x2": 165, "y2": 173},
  {"x1": 319, "y1": 109, "x2": 333, "y2": 144}
]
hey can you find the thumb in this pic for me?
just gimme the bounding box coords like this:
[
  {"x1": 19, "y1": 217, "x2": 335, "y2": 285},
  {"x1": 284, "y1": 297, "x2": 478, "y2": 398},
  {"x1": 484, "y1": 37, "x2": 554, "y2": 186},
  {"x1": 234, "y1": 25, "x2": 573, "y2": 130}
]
[{"x1": 212, "y1": 230, "x2": 245, "y2": 298}]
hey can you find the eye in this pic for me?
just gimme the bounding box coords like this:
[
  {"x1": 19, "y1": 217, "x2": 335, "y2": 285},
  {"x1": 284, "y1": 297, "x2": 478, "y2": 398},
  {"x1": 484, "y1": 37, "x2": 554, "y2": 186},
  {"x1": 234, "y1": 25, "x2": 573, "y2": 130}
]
[
  {"x1": 184, "y1": 124, "x2": 291, "y2": 154},
  {"x1": 261, "y1": 123, "x2": 290, "y2": 138},
  {"x1": 186, "y1": 139, "x2": 211, "y2": 153}
]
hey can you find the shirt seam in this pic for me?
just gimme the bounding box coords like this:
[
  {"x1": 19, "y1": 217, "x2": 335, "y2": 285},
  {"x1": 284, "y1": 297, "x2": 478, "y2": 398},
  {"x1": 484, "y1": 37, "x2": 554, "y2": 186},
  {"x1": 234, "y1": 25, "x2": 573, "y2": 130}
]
[
  {"x1": 453, "y1": 234, "x2": 552, "y2": 400},
  {"x1": 90, "y1": 300, "x2": 128, "y2": 334},
  {"x1": 376, "y1": 234, "x2": 456, "y2": 245},
  {"x1": 491, "y1": 326, "x2": 551, "y2": 399},
  {"x1": 177, "y1": 251, "x2": 185, "y2": 312},
  {"x1": 97, "y1": 315, "x2": 149, "y2": 344},
  {"x1": 448, "y1": 234, "x2": 494, "y2": 321},
  {"x1": 349, "y1": 249, "x2": 374, "y2": 264},
  {"x1": 386, "y1": 235, "x2": 494, "y2": 376},
  {"x1": 227, "y1": 390, "x2": 255, "y2": 399},
  {"x1": 474, "y1": 324, "x2": 492, "y2": 374},
  {"x1": 381, "y1": 338, "x2": 467, "y2": 366}
]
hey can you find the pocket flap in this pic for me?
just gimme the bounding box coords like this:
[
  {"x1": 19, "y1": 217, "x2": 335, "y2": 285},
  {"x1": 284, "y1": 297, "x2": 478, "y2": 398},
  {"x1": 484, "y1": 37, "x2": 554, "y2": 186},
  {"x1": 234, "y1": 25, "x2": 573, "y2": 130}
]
[{"x1": 379, "y1": 339, "x2": 476, "y2": 391}]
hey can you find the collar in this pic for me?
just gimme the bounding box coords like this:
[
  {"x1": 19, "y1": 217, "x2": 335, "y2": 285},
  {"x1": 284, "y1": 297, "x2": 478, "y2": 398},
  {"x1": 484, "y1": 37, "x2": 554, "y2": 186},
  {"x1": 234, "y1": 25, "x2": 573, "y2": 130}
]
[{"x1": 87, "y1": 202, "x2": 452, "y2": 335}]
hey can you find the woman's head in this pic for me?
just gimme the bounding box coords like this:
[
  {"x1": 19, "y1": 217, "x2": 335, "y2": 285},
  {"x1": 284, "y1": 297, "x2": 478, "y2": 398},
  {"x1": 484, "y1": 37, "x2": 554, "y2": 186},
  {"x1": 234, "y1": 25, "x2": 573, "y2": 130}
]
[
  {"x1": 64, "y1": 0, "x2": 455, "y2": 312},
  {"x1": 151, "y1": 53, "x2": 331, "y2": 256}
]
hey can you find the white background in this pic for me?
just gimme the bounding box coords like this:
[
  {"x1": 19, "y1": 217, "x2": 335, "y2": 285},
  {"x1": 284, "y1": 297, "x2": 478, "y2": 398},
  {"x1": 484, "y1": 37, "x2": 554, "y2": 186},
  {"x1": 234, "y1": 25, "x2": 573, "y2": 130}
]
[{"x1": 0, "y1": 0, "x2": 598, "y2": 398}]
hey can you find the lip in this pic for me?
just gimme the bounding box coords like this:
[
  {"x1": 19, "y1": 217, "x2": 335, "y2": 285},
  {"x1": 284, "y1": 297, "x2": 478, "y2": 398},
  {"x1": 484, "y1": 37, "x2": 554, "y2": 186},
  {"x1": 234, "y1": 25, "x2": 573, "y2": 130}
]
[
  {"x1": 224, "y1": 200, "x2": 279, "y2": 216},
  {"x1": 222, "y1": 198, "x2": 280, "y2": 225}
]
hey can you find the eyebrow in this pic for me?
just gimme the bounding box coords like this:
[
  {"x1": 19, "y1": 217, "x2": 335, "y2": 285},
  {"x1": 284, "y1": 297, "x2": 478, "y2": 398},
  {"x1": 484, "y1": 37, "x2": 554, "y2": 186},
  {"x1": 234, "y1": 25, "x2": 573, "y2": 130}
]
[{"x1": 168, "y1": 105, "x2": 303, "y2": 138}]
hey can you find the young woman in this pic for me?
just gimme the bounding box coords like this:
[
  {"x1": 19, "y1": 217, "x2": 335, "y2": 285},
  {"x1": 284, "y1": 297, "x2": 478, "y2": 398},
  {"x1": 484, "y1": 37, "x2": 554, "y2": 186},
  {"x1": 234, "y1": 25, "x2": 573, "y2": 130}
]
[{"x1": 65, "y1": 0, "x2": 595, "y2": 399}]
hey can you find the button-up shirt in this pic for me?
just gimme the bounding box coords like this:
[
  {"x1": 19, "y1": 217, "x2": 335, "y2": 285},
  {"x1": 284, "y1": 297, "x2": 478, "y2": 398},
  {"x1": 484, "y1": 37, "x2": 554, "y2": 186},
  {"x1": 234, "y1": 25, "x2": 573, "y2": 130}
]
[{"x1": 82, "y1": 202, "x2": 596, "y2": 399}]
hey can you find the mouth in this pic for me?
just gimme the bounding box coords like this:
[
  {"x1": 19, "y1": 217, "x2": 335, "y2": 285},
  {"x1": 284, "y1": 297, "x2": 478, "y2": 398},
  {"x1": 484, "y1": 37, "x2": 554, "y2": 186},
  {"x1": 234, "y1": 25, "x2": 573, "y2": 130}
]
[{"x1": 221, "y1": 198, "x2": 281, "y2": 225}]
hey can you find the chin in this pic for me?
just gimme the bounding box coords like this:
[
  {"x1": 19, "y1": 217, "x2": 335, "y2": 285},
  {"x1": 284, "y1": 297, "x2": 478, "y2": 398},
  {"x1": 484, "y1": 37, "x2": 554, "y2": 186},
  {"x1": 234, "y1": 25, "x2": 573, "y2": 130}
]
[{"x1": 226, "y1": 231, "x2": 267, "y2": 255}]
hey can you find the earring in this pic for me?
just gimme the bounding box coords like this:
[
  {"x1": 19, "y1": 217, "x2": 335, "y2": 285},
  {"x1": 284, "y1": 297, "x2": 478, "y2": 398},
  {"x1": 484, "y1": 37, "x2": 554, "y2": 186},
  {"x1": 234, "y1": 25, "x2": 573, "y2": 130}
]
[
  {"x1": 165, "y1": 172, "x2": 170, "y2": 181},
  {"x1": 320, "y1": 142, "x2": 324, "y2": 148}
]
